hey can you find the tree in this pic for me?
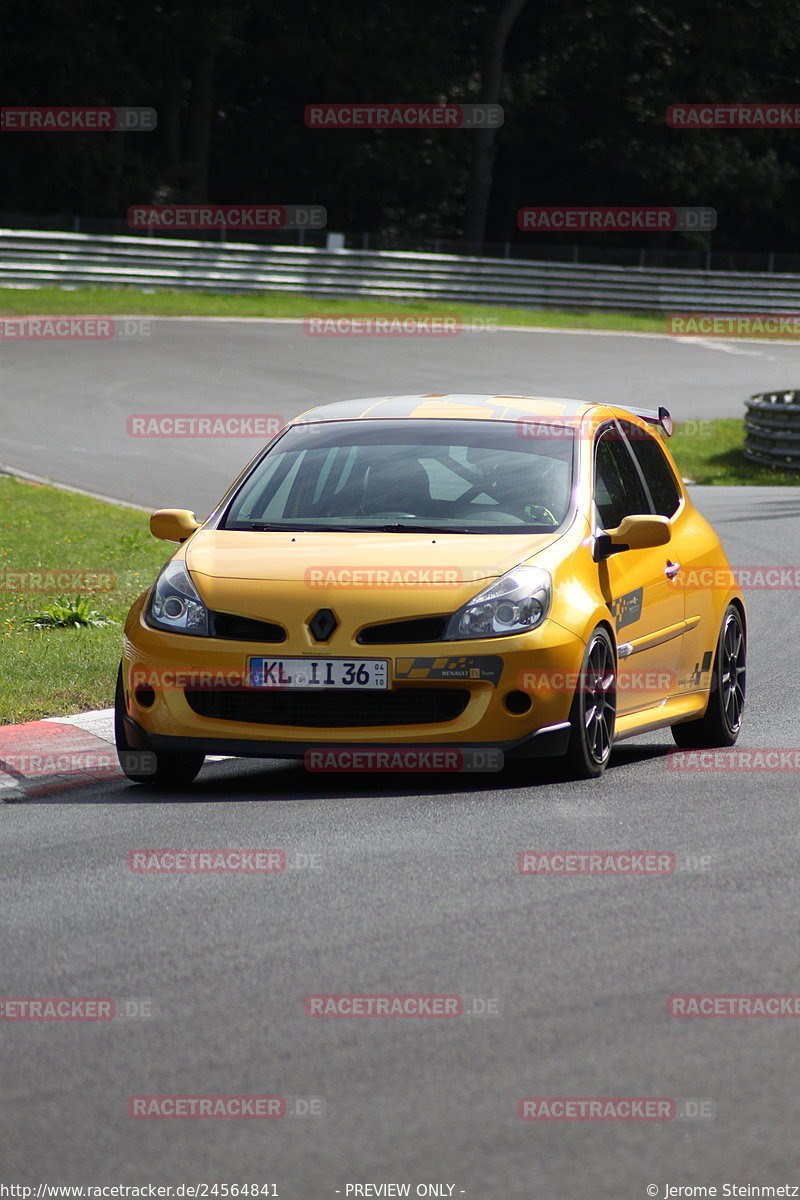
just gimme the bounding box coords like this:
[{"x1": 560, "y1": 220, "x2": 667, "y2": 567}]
[{"x1": 464, "y1": 0, "x2": 528, "y2": 246}]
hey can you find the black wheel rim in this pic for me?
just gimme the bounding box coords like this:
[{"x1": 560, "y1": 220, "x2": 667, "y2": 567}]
[
  {"x1": 720, "y1": 611, "x2": 746, "y2": 733},
  {"x1": 583, "y1": 637, "x2": 616, "y2": 765}
]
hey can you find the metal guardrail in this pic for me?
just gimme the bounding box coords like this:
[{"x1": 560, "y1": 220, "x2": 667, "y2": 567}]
[
  {"x1": 744, "y1": 391, "x2": 800, "y2": 470},
  {"x1": 3, "y1": 228, "x2": 800, "y2": 314}
]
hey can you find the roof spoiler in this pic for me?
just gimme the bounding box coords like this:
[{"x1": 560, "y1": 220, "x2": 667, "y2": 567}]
[{"x1": 621, "y1": 405, "x2": 673, "y2": 437}]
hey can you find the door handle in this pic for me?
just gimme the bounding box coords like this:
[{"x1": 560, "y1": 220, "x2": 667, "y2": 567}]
[{"x1": 665, "y1": 560, "x2": 681, "y2": 579}]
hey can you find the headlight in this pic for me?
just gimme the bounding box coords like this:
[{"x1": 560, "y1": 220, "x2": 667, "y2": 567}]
[
  {"x1": 445, "y1": 565, "x2": 551, "y2": 640},
  {"x1": 146, "y1": 560, "x2": 209, "y2": 636}
]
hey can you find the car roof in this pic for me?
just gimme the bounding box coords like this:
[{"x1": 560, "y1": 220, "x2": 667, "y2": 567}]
[{"x1": 294, "y1": 393, "x2": 602, "y2": 425}]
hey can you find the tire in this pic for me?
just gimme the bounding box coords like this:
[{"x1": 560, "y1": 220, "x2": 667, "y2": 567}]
[
  {"x1": 114, "y1": 665, "x2": 205, "y2": 786},
  {"x1": 561, "y1": 626, "x2": 617, "y2": 779},
  {"x1": 671, "y1": 604, "x2": 745, "y2": 749}
]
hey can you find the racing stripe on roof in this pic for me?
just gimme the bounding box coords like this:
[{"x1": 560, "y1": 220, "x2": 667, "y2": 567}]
[
  {"x1": 360, "y1": 397, "x2": 436, "y2": 417},
  {"x1": 294, "y1": 393, "x2": 597, "y2": 424}
]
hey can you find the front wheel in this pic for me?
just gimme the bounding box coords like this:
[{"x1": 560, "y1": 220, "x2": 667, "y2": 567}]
[
  {"x1": 114, "y1": 665, "x2": 205, "y2": 786},
  {"x1": 672, "y1": 604, "x2": 745, "y2": 748},
  {"x1": 561, "y1": 626, "x2": 617, "y2": 779}
]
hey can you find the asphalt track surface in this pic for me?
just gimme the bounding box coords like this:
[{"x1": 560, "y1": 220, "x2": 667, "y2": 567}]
[
  {"x1": 4, "y1": 318, "x2": 800, "y2": 512},
  {"x1": 2, "y1": 324, "x2": 800, "y2": 1191},
  {"x1": 2, "y1": 483, "x2": 800, "y2": 1196}
]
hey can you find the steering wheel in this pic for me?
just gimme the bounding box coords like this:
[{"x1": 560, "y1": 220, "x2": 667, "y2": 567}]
[{"x1": 524, "y1": 504, "x2": 560, "y2": 527}]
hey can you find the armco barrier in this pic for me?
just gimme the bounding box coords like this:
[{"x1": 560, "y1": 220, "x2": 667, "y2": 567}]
[
  {"x1": 3, "y1": 228, "x2": 800, "y2": 313},
  {"x1": 744, "y1": 391, "x2": 800, "y2": 470}
]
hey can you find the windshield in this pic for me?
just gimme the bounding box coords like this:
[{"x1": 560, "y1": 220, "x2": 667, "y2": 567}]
[{"x1": 222, "y1": 418, "x2": 576, "y2": 534}]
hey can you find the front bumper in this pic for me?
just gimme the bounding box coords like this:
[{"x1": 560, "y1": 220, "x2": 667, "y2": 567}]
[
  {"x1": 121, "y1": 715, "x2": 572, "y2": 761},
  {"x1": 122, "y1": 595, "x2": 584, "y2": 760}
]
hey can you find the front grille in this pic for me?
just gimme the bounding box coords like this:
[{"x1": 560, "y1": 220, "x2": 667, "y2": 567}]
[
  {"x1": 209, "y1": 611, "x2": 286, "y2": 642},
  {"x1": 185, "y1": 686, "x2": 469, "y2": 727},
  {"x1": 357, "y1": 616, "x2": 449, "y2": 644}
]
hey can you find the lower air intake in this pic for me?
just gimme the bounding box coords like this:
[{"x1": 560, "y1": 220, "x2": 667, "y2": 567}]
[{"x1": 184, "y1": 687, "x2": 469, "y2": 727}]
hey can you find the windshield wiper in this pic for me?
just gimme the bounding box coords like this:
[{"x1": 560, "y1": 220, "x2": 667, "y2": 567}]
[
  {"x1": 234, "y1": 521, "x2": 473, "y2": 534},
  {"x1": 234, "y1": 522, "x2": 360, "y2": 532},
  {"x1": 378, "y1": 523, "x2": 471, "y2": 534}
]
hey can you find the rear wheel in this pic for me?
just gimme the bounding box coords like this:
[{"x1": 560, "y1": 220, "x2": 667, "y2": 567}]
[
  {"x1": 115, "y1": 665, "x2": 205, "y2": 786},
  {"x1": 672, "y1": 604, "x2": 745, "y2": 748},
  {"x1": 561, "y1": 627, "x2": 617, "y2": 779}
]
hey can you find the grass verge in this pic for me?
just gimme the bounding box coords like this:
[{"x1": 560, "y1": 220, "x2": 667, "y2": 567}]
[
  {"x1": 0, "y1": 474, "x2": 169, "y2": 724},
  {"x1": 670, "y1": 419, "x2": 800, "y2": 485},
  {"x1": 0, "y1": 285, "x2": 667, "y2": 333}
]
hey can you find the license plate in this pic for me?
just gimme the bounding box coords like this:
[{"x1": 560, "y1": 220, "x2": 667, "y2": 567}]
[{"x1": 248, "y1": 657, "x2": 389, "y2": 690}]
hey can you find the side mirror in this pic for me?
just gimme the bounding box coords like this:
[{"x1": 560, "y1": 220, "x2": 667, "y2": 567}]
[
  {"x1": 594, "y1": 514, "x2": 671, "y2": 560},
  {"x1": 150, "y1": 508, "x2": 201, "y2": 543}
]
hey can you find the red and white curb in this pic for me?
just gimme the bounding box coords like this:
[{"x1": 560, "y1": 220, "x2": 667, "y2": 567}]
[
  {"x1": 0, "y1": 707, "x2": 230, "y2": 799},
  {"x1": 0, "y1": 709, "x2": 116, "y2": 801},
  {"x1": 48, "y1": 707, "x2": 115, "y2": 741}
]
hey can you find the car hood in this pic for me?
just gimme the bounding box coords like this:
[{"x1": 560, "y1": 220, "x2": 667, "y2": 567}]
[
  {"x1": 181, "y1": 528, "x2": 567, "y2": 623},
  {"x1": 185, "y1": 528, "x2": 563, "y2": 586}
]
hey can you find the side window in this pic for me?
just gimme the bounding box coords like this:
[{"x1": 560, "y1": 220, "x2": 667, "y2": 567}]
[
  {"x1": 627, "y1": 430, "x2": 682, "y2": 518},
  {"x1": 594, "y1": 428, "x2": 649, "y2": 529}
]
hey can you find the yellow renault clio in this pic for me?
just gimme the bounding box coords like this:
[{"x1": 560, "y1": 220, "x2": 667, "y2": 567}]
[{"x1": 116, "y1": 394, "x2": 746, "y2": 784}]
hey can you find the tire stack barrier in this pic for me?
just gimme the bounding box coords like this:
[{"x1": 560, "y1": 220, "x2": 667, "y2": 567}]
[{"x1": 744, "y1": 390, "x2": 800, "y2": 470}]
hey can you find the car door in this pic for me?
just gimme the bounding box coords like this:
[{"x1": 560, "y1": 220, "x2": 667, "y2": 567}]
[
  {"x1": 621, "y1": 423, "x2": 715, "y2": 696},
  {"x1": 593, "y1": 423, "x2": 685, "y2": 715}
]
